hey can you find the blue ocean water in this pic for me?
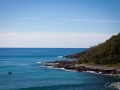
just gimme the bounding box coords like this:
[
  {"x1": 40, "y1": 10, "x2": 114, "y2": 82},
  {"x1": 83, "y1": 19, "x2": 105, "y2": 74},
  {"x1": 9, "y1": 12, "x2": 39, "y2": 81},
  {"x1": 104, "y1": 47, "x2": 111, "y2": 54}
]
[{"x1": 0, "y1": 48, "x2": 119, "y2": 90}]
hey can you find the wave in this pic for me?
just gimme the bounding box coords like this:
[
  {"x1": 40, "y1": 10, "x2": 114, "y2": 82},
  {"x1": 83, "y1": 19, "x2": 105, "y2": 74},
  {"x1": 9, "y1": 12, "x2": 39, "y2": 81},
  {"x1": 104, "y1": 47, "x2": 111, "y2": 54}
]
[
  {"x1": 86, "y1": 71, "x2": 95, "y2": 73},
  {"x1": 54, "y1": 68, "x2": 77, "y2": 72},
  {"x1": 42, "y1": 65, "x2": 77, "y2": 73},
  {"x1": 57, "y1": 56, "x2": 63, "y2": 58},
  {"x1": 35, "y1": 62, "x2": 42, "y2": 64},
  {"x1": 19, "y1": 64, "x2": 30, "y2": 66},
  {"x1": 35, "y1": 61, "x2": 77, "y2": 72}
]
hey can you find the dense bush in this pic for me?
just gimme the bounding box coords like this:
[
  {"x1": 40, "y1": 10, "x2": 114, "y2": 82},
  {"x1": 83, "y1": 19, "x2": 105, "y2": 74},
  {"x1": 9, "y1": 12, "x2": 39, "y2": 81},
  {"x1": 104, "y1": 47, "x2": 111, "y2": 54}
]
[{"x1": 78, "y1": 33, "x2": 120, "y2": 65}]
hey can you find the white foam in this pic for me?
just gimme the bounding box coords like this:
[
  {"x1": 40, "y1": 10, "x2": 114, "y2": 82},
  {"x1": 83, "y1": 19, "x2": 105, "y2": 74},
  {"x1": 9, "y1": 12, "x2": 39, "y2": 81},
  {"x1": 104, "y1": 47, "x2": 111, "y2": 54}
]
[
  {"x1": 35, "y1": 62, "x2": 42, "y2": 64},
  {"x1": 110, "y1": 82, "x2": 120, "y2": 90},
  {"x1": 57, "y1": 56, "x2": 63, "y2": 58},
  {"x1": 51, "y1": 67, "x2": 77, "y2": 72},
  {"x1": 19, "y1": 64, "x2": 29, "y2": 66},
  {"x1": 43, "y1": 66, "x2": 53, "y2": 68},
  {"x1": 64, "y1": 69, "x2": 76, "y2": 72},
  {"x1": 86, "y1": 71, "x2": 95, "y2": 73}
]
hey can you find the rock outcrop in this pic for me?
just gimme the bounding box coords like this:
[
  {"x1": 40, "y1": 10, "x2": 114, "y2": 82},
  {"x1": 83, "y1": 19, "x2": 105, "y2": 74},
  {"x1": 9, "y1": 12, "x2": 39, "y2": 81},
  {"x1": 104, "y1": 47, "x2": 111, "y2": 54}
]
[{"x1": 52, "y1": 60, "x2": 120, "y2": 74}]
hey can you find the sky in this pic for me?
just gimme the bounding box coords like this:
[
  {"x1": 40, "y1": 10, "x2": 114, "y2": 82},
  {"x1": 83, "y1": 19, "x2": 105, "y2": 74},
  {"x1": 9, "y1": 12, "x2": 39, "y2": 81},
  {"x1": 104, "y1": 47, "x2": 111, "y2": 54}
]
[{"x1": 0, "y1": 0, "x2": 120, "y2": 48}]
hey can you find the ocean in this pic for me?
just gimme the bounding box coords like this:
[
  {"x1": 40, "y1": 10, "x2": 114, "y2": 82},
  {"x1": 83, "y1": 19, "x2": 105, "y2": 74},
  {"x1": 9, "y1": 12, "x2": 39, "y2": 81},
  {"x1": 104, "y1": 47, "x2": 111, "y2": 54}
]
[{"x1": 0, "y1": 48, "x2": 119, "y2": 90}]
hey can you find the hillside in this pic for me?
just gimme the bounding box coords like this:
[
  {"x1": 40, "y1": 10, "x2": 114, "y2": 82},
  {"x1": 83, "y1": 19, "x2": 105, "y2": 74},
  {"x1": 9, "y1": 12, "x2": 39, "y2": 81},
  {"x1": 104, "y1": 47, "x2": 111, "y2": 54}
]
[{"x1": 64, "y1": 33, "x2": 120, "y2": 65}]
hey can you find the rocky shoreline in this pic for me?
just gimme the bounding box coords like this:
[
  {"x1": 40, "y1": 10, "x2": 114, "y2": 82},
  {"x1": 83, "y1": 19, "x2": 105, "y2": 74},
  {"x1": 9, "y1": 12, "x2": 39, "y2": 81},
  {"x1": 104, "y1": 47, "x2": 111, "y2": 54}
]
[
  {"x1": 43, "y1": 60, "x2": 120, "y2": 90},
  {"x1": 47, "y1": 60, "x2": 120, "y2": 75}
]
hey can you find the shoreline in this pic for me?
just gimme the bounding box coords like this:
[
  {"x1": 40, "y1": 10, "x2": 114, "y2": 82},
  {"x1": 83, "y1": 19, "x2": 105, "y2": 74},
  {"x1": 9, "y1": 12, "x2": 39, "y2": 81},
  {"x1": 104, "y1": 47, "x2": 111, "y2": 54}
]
[
  {"x1": 42, "y1": 60, "x2": 120, "y2": 89},
  {"x1": 45, "y1": 60, "x2": 120, "y2": 76}
]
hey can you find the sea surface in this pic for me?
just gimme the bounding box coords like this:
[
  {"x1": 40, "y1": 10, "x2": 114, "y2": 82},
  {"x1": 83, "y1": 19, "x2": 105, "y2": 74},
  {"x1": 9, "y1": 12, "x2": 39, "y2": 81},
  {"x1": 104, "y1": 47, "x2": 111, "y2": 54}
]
[{"x1": 0, "y1": 48, "x2": 119, "y2": 90}]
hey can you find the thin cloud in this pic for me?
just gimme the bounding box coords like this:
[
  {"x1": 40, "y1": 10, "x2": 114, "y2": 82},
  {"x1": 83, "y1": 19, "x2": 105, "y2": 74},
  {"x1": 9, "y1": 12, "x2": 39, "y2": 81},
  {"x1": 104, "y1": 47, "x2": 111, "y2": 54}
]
[
  {"x1": 59, "y1": 19, "x2": 91, "y2": 22},
  {"x1": 59, "y1": 19, "x2": 120, "y2": 23},
  {"x1": 22, "y1": 18, "x2": 41, "y2": 20},
  {"x1": 95, "y1": 20, "x2": 120, "y2": 23},
  {"x1": 20, "y1": 22, "x2": 36, "y2": 24},
  {"x1": 80, "y1": 20, "x2": 92, "y2": 22},
  {"x1": 49, "y1": 22, "x2": 65, "y2": 25},
  {"x1": 0, "y1": 32, "x2": 112, "y2": 48}
]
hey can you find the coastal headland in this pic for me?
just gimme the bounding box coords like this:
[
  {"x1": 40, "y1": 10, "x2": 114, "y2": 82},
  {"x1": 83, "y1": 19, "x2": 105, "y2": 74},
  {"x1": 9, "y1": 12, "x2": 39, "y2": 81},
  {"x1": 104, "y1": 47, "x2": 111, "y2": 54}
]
[{"x1": 46, "y1": 33, "x2": 120, "y2": 75}]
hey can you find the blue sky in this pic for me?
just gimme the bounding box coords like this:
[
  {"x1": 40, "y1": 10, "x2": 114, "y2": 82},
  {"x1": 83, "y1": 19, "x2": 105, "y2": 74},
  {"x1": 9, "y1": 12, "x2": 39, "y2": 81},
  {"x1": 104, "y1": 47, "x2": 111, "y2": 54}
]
[{"x1": 0, "y1": 0, "x2": 120, "y2": 48}]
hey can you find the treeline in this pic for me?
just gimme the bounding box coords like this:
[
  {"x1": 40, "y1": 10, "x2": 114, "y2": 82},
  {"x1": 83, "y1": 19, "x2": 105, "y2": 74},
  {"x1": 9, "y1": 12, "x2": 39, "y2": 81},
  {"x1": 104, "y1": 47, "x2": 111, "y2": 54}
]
[
  {"x1": 79, "y1": 33, "x2": 120, "y2": 64},
  {"x1": 65, "y1": 33, "x2": 120, "y2": 65}
]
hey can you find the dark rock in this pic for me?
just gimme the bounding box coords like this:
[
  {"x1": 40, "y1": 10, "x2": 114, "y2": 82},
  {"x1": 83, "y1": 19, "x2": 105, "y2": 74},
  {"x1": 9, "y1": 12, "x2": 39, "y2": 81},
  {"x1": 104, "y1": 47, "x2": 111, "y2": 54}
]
[
  {"x1": 8, "y1": 72, "x2": 12, "y2": 75},
  {"x1": 51, "y1": 60, "x2": 120, "y2": 76}
]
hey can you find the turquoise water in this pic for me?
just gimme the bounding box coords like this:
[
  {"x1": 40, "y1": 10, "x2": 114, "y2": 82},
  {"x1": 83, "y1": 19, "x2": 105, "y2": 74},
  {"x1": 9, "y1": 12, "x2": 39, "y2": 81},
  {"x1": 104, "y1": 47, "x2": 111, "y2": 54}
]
[{"x1": 0, "y1": 48, "x2": 119, "y2": 90}]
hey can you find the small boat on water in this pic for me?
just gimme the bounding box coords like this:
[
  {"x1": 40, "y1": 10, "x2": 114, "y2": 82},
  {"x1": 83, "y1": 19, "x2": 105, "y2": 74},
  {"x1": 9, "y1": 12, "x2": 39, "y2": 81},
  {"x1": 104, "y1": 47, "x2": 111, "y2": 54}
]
[{"x1": 8, "y1": 72, "x2": 12, "y2": 75}]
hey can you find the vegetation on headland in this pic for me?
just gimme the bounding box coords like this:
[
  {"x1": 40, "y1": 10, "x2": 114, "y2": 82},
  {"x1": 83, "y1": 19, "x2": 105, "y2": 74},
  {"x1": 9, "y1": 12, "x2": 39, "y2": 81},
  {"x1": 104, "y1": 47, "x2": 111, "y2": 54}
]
[
  {"x1": 65, "y1": 33, "x2": 120, "y2": 66},
  {"x1": 50, "y1": 33, "x2": 120, "y2": 74},
  {"x1": 42, "y1": 33, "x2": 120, "y2": 75}
]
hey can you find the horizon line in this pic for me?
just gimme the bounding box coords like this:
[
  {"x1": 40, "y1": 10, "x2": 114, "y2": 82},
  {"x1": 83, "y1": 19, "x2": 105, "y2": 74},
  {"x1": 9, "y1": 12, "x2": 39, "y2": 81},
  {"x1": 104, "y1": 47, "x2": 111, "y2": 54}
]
[{"x1": 0, "y1": 47, "x2": 89, "y2": 48}]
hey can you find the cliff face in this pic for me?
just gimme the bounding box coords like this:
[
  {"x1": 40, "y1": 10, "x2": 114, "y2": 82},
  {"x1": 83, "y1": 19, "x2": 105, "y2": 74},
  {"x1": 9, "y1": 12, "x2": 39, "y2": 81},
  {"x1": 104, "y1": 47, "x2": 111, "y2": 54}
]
[{"x1": 64, "y1": 33, "x2": 120, "y2": 65}]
